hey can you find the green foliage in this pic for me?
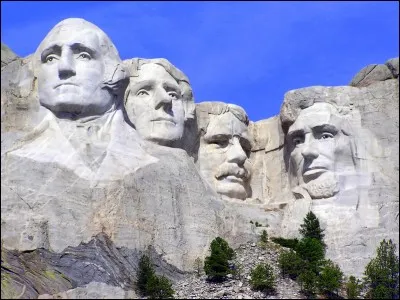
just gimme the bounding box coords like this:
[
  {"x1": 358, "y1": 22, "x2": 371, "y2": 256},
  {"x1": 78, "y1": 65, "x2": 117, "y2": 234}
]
[
  {"x1": 260, "y1": 230, "x2": 268, "y2": 243},
  {"x1": 255, "y1": 221, "x2": 262, "y2": 227},
  {"x1": 317, "y1": 259, "x2": 344, "y2": 296},
  {"x1": 136, "y1": 254, "x2": 175, "y2": 298},
  {"x1": 204, "y1": 237, "x2": 235, "y2": 282},
  {"x1": 136, "y1": 254, "x2": 155, "y2": 295},
  {"x1": 298, "y1": 269, "x2": 318, "y2": 296},
  {"x1": 146, "y1": 275, "x2": 175, "y2": 299},
  {"x1": 193, "y1": 257, "x2": 203, "y2": 277},
  {"x1": 250, "y1": 220, "x2": 254, "y2": 224},
  {"x1": 232, "y1": 259, "x2": 244, "y2": 280},
  {"x1": 346, "y1": 276, "x2": 362, "y2": 299},
  {"x1": 270, "y1": 237, "x2": 299, "y2": 249},
  {"x1": 299, "y1": 211, "x2": 325, "y2": 247},
  {"x1": 278, "y1": 249, "x2": 305, "y2": 280},
  {"x1": 295, "y1": 238, "x2": 325, "y2": 272},
  {"x1": 249, "y1": 263, "x2": 276, "y2": 292},
  {"x1": 364, "y1": 239, "x2": 399, "y2": 299}
]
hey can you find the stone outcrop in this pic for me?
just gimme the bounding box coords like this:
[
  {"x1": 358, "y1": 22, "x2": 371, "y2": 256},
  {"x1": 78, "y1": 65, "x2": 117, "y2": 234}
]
[{"x1": 1, "y1": 17, "x2": 398, "y2": 299}]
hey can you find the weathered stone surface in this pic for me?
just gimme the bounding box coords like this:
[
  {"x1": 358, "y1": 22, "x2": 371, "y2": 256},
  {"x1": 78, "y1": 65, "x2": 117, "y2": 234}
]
[
  {"x1": 1, "y1": 43, "x2": 18, "y2": 68},
  {"x1": 278, "y1": 80, "x2": 399, "y2": 277},
  {"x1": 1, "y1": 17, "x2": 398, "y2": 298},
  {"x1": 38, "y1": 282, "x2": 137, "y2": 299},
  {"x1": 385, "y1": 57, "x2": 399, "y2": 78},
  {"x1": 349, "y1": 63, "x2": 394, "y2": 87}
]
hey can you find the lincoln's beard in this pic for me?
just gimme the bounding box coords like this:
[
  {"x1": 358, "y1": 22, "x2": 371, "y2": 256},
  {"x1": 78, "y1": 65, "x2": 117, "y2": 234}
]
[{"x1": 302, "y1": 171, "x2": 339, "y2": 199}]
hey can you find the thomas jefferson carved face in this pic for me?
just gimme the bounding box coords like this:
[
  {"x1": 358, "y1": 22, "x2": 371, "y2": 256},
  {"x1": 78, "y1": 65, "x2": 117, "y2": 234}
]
[
  {"x1": 36, "y1": 20, "x2": 115, "y2": 118},
  {"x1": 286, "y1": 102, "x2": 354, "y2": 199},
  {"x1": 124, "y1": 63, "x2": 185, "y2": 146},
  {"x1": 197, "y1": 111, "x2": 252, "y2": 200}
]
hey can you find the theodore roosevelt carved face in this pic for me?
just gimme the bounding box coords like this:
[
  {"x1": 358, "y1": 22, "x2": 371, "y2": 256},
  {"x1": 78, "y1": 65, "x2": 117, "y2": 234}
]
[
  {"x1": 34, "y1": 18, "x2": 125, "y2": 119},
  {"x1": 196, "y1": 102, "x2": 252, "y2": 200},
  {"x1": 123, "y1": 58, "x2": 195, "y2": 147}
]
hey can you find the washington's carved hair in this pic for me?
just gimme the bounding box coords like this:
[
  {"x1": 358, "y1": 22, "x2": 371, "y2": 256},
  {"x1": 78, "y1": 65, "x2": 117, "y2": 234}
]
[{"x1": 123, "y1": 57, "x2": 195, "y2": 120}]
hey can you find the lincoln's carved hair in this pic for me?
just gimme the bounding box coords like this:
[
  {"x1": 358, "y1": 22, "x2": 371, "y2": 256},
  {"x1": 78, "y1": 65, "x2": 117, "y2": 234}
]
[
  {"x1": 123, "y1": 57, "x2": 195, "y2": 120},
  {"x1": 279, "y1": 86, "x2": 355, "y2": 135},
  {"x1": 33, "y1": 18, "x2": 128, "y2": 97},
  {"x1": 196, "y1": 101, "x2": 249, "y2": 136}
]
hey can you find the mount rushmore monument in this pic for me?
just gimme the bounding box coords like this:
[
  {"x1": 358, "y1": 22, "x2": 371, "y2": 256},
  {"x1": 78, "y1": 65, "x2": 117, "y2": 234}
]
[{"x1": 1, "y1": 18, "x2": 398, "y2": 298}]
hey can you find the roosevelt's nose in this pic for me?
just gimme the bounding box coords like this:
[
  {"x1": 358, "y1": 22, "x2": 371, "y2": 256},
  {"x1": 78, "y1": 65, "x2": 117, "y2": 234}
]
[
  {"x1": 227, "y1": 138, "x2": 247, "y2": 166},
  {"x1": 58, "y1": 51, "x2": 76, "y2": 79},
  {"x1": 154, "y1": 88, "x2": 172, "y2": 111}
]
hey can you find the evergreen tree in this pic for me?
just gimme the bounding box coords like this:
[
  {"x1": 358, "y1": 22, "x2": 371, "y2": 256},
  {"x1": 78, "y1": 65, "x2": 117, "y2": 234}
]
[
  {"x1": 204, "y1": 237, "x2": 235, "y2": 282},
  {"x1": 364, "y1": 239, "x2": 399, "y2": 299},
  {"x1": 317, "y1": 259, "x2": 344, "y2": 297},
  {"x1": 298, "y1": 269, "x2": 318, "y2": 296},
  {"x1": 146, "y1": 275, "x2": 175, "y2": 299},
  {"x1": 278, "y1": 249, "x2": 305, "y2": 280},
  {"x1": 346, "y1": 276, "x2": 362, "y2": 299},
  {"x1": 136, "y1": 254, "x2": 155, "y2": 295},
  {"x1": 295, "y1": 237, "x2": 325, "y2": 273},
  {"x1": 260, "y1": 230, "x2": 268, "y2": 243},
  {"x1": 299, "y1": 211, "x2": 325, "y2": 247},
  {"x1": 249, "y1": 263, "x2": 276, "y2": 292}
]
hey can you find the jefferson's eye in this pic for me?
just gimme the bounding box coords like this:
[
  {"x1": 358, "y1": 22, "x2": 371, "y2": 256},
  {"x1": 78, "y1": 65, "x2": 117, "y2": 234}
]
[
  {"x1": 168, "y1": 91, "x2": 179, "y2": 99},
  {"x1": 320, "y1": 132, "x2": 334, "y2": 140},
  {"x1": 77, "y1": 52, "x2": 91, "y2": 60},
  {"x1": 137, "y1": 90, "x2": 149, "y2": 96},
  {"x1": 292, "y1": 137, "x2": 304, "y2": 146}
]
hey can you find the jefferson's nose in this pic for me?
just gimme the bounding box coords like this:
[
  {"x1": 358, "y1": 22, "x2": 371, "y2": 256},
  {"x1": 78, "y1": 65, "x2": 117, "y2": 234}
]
[
  {"x1": 154, "y1": 88, "x2": 172, "y2": 111},
  {"x1": 58, "y1": 52, "x2": 76, "y2": 79},
  {"x1": 227, "y1": 138, "x2": 247, "y2": 166}
]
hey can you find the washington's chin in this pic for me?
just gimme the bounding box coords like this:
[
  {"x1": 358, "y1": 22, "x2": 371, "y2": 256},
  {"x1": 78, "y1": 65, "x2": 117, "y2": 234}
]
[
  {"x1": 139, "y1": 124, "x2": 184, "y2": 145},
  {"x1": 216, "y1": 180, "x2": 248, "y2": 200}
]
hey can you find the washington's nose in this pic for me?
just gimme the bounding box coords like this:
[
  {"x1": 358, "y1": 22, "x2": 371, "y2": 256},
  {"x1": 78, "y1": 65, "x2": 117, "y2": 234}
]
[
  {"x1": 227, "y1": 138, "x2": 247, "y2": 166},
  {"x1": 58, "y1": 53, "x2": 76, "y2": 79},
  {"x1": 154, "y1": 88, "x2": 172, "y2": 111},
  {"x1": 301, "y1": 143, "x2": 319, "y2": 160}
]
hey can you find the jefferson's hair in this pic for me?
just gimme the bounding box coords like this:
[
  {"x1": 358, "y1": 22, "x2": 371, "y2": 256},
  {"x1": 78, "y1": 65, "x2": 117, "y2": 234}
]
[{"x1": 123, "y1": 58, "x2": 195, "y2": 120}]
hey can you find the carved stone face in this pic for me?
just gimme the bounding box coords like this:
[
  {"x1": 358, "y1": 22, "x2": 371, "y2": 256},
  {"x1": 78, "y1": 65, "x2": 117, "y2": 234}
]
[
  {"x1": 286, "y1": 102, "x2": 354, "y2": 199},
  {"x1": 197, "y1": 112, "x2": 252, "y2": 200},
  {"x1": 124, "y1": 63, "x2": 185, "y2": 146},
  {"x1": 37, "y1": 24, "x2": 112, "y2": 117}
]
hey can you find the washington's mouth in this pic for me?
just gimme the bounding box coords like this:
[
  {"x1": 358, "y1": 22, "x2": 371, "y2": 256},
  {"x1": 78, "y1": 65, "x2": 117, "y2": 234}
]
[
  {"x1": 223, "y1": 175, "x2": 244, "y2": 184},
  {"x1": 151, "y1": 117, "x2": 175, "y2": 125}
]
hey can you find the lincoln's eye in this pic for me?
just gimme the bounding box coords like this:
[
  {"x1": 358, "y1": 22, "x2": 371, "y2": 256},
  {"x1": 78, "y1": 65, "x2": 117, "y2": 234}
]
[{"x1": 292, "y1": 136, "x2": 304, "y2": 145}]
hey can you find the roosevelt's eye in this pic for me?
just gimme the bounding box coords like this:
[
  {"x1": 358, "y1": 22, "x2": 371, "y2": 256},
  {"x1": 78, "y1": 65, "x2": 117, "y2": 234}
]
[
  {"x1": 137, "y1": 90, "x2": 149, "y2": 96},
  {"x1": 320, "y1": 132, "x2": 334, "y2": 140},
  {"x1": 210, "y1": 139, "x2": 229, "y2": 148},
  {"x1": 45, "y1": 54, "x2": 58, "y2": 63},
  {"x1": 77, "y1": 52, "x2": 91, "y2": 60},
  {"x1": 292, "y1": 136, "x2": 304, "y2": 146}
]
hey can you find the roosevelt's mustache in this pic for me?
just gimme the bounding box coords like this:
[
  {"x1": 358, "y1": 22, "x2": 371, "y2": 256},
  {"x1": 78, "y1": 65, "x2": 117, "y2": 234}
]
[{"x1": 215, "y1": 163, "x2": 250, "y2": 180}]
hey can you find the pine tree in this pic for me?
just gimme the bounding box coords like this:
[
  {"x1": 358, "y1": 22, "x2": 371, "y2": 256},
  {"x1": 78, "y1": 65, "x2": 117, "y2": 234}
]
[
  {"x1": 136, "y1": 254, "x2": 155, "y2": 295},
  {"x1": 260, "y1": 230, "x2": 268, "y2": 243},
  {"x1": 346, "y1": 275, "x2": 362, "y2": 299},
  {"x1": 364, "y1": 239, "x2": 399, "y2": 299},
  {"x1": 317, "y1": 259, "x2": 344, "y2": 297},
  {"x1": 295, "y1": 237, "x2": 325, "y2": 273},
  {"x1": 146, "y1": 275, "x2": 175, "y2": 299},
  {"x1": 204, "y1": 237, "x2": 235, "y2": 282},
  {"x1": 299, "y1": 211, "x2": 325, "y2": 247},
  {"x1": 249, "y1": 263, "x2": 276, "y2": 292}
]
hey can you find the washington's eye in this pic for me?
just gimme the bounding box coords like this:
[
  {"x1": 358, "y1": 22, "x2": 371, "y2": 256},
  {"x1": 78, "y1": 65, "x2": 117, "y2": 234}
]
[
  {"x1": 292, "y1": 136, "x2": 304, "y2": 146},
  {"x1": 137, "y1": 90, "x2": 149, "y2": 96},
  {"x1": 320, "y1": 132, "x2": 334, "y2": 140},
  {"x1": 77, "y1": 52, "x2": 91, "y2": 60},
  {"x1": 45, "y1": 55, "x2": 58, "y2": 63}
]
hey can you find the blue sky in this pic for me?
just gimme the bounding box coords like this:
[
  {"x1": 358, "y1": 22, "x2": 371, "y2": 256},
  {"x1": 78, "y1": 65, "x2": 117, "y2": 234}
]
[{"x1": 1, "y1": 1, "x2": 399, "y2": 121}]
